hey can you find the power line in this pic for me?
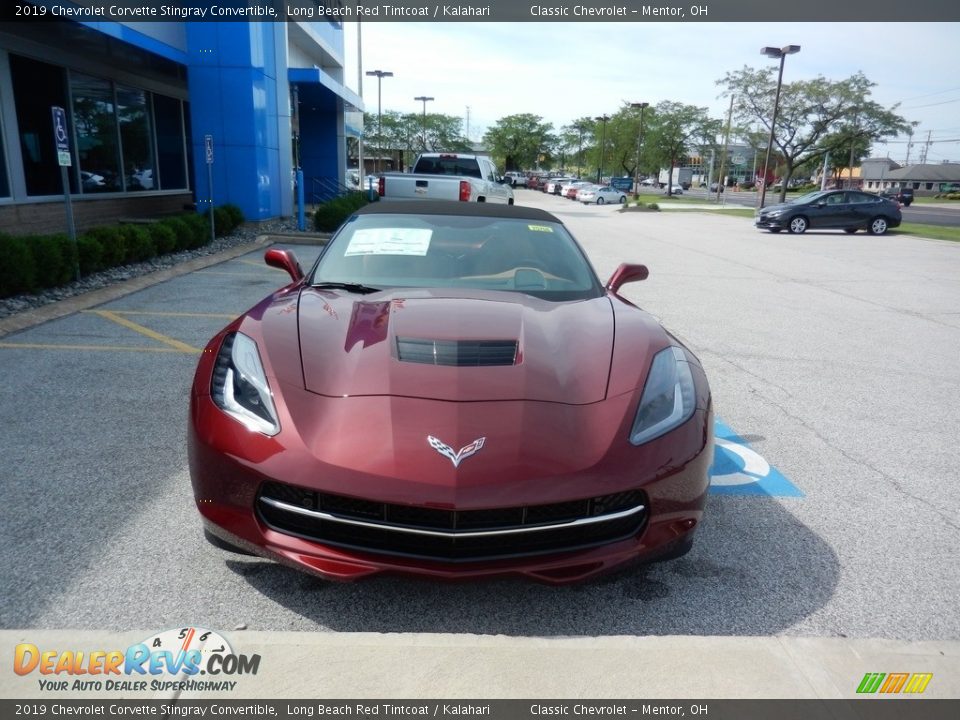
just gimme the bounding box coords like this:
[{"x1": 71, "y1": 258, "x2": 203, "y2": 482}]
[
  {"x1": 901, "y1": 97, "x2": 960, "y2": 110},
  {"x1": 898, "y1": 85, "x2": 960, "y2": 102}
]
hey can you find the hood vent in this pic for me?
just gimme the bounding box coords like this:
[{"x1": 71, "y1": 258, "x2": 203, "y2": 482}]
[{"x1": 397, "y1": 338, "x2": 518, "y2": 367}]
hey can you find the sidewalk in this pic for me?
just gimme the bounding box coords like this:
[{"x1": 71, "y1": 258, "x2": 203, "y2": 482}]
[{"x1": 2, "y1": 630, "x2": 956, "y2": 699}]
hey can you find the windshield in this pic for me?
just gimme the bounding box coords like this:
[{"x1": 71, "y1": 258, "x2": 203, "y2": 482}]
[
  {"x1": 309, "y1": 213, "x2": 603, "y2": 301},
  {"x1": 790, "y1": 191, "x2": 830, "y2": 204}
]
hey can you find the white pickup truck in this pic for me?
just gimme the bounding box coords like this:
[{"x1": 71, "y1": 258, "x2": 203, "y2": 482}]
[{"x1": 378, "y1": 153, "x2": 514, "y2": 204}]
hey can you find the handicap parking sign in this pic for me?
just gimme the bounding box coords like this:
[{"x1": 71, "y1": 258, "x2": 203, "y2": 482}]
[{"x1": 710, "y1": 418, "x2": 803, "y2": 497}]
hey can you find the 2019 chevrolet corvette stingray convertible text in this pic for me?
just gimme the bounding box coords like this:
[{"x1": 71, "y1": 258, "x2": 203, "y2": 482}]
[{"x1": 189, "y1": 201, "x2": 713, "y2": 584}]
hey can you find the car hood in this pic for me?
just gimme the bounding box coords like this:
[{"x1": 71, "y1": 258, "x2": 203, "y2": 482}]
[
  {"x1": 296, "y1": 288, "x2": 614, "y2": 404},
  {"x1": 758, "y1": 201, "x2": 796, "y2": 214}
]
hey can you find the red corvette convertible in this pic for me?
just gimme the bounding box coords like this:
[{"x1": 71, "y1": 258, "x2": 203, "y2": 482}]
[{"x1": 189, "y1": 201, "x2": 712, "y2": 584}]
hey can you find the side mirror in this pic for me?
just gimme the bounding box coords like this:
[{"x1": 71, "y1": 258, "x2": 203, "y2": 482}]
[
  {"x1": 265, "y1": 248, "x2": 304, "y2": 283},
  {"x1": 606, "y1": 263, "x2": 649, "y2": 295},
  {"x1": 816, "y1": 201, "x2": 827, "y2": 208}
]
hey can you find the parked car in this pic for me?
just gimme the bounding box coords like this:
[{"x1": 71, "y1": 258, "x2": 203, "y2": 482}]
[
  {"x1": 579, "y1": 186, "x2": 627, "y2": 205},
  {"x1": 879, "y1": 187, "x2": 913, "y2": 207},
  {"x1": 545, "y1": 177, "x2": 574, "y2": 195},
  {"x1": 755, "y1": 189, "x2": 902, "y2": 235},
  {"x1": 190, "y1": 201, "x2": 713, "y2": 583},
  {"x1": 664, "y1": 185, "x2": 683, "y2": 195},
  {"x1": 564, "y1": 181, "x2": 593, "y2": 200},
  {"x1": 504, "y1": 171, "x2": 528, "y2": 188},
  {"x1": 640, "y1": 178, "x2": 657, "y2": 187},
  {"x1": 378, "y1": 153, "x2": 513, "y2": 204}
]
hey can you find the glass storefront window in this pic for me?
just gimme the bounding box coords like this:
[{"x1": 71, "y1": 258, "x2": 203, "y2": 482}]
[
  {"x1": 10, "y1": 54, "x2": 76, "y2": 196},
  {"x1": 0, "y1": 118, "x2": 9, "y2": 198},
  {"x1": 117, "y1": 85, "x2": 156, "y2": 192},
  {"x1": 153, "y1": 93, "x2": 187, "y2": 190},
  {"x1": 71, "y1": 72, "x2": 122, "y2": 193}
]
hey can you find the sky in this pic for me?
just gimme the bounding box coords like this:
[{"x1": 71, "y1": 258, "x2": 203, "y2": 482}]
[{"x1": 342, "y1": 22, "x2": 960, "y2": 165}]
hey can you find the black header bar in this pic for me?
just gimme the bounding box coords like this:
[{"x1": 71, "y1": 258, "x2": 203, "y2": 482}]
[{"x1": 3, "y1": 0, "x2": 958, "y2": 22}]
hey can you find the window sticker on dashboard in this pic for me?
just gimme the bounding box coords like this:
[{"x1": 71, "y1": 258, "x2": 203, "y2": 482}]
[
  {"x1": 527, "y1": 224, "x2": 554, "y2": 233},
  {"x1": 344, "y1": 228, "x2": 433, "y2": 256}
]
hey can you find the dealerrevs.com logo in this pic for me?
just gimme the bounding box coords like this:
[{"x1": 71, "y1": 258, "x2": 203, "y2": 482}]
[{"x1": 14, "y1": 627, "x2": 260, "y2": 693}]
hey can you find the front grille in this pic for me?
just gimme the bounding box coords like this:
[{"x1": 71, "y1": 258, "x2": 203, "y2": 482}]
[
  {"x1": 396, "y1": 338, "x2": 518, "y2": 367},
  {"x1": 257, "y1": 481, "x2": 647, "y2": 562}
]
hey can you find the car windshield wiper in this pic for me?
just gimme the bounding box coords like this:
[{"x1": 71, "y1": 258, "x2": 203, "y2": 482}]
[{"x1": 310, "y1": 281, "x2": 381, "y2": 294}]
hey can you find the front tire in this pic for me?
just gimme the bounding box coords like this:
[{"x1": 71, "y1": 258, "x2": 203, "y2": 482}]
[
  {"x1": 788, "y1": 216, "x2": 808, "y2": 234},
  {"x1": 507, "y1": 198, "x2": 514, "y2": 205},
  {"x1": 868, "y1": 216, "x2": 889, "y2": 235}
]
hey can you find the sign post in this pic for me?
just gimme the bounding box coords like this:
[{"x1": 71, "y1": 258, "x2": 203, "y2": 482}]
[
  {"x1": 204, "y1": 134, "x2": 215, "y2": 244},
  {"x1": 52, "y1": 106, "x2": 79, "y2": 281}
]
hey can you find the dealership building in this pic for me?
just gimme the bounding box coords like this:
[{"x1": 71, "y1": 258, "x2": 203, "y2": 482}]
[{"x1": 0, "y1": 12, "x2": 362, "y2": 236}]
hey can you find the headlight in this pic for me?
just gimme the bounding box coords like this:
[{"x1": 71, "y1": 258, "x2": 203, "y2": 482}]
[
  {"x1": 629, "y1": 346, "x2": 696, "y2": 446},
  {"x1": 211, "y1": 332, "x2": 280, "y2": 436},
  {"x1": 766, "y1": 209, "x2": 783, "y2": 217}
]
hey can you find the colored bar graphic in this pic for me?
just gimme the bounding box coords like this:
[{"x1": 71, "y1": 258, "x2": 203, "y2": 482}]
[
  {"x1": 880, "y1": 673, "x2": 909, "y2": 693},
  {"x1": 904, "y1": 673, "x2": 934, "y2": 694},
  {"x1": 856, "y1": 672, "x2": 933, "y2": 694},
  {"x1": 857, "y1": 672, "x2": 885, "y2": 694}
]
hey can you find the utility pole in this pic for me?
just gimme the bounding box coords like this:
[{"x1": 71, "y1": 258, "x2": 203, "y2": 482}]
[
  {"x1": 904, "y1": 127, "x2": 914, "y2": 165},
  {"x1": 918, "y1": 130, "x2": 932, "y2": 165},
  {"x1": 465, "y1": 106, "x2": 471, "y2": 143}
]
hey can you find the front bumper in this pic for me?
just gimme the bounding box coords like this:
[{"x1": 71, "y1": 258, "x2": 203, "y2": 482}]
[
  {"x1": 754, "y1": 214, "x2": 787, "y2": 230},
  {"x1": 190, "y1": 388, "x2": 712, "y2": 585}
]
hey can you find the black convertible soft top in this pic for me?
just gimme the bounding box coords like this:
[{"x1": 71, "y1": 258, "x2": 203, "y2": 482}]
[{"x1": 353, "y1": 200, "x2": 561, "y2": 223}]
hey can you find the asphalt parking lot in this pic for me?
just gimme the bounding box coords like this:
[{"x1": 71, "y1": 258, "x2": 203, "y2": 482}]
[{"x1": 1, "y1": 193, "x2": 958, "y2": 644}]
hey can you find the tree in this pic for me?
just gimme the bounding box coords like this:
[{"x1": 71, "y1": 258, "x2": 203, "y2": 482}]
[
  {"x1": 483, "y1": 114, "x2": 556, "y2": 171},
  {"x1": 359, "y1": 110, "x2": 471, "y2": 171},
  {"x1": 559, "y1": 118, "x2": 593, "y2": 176},
  {"x1": 644, "y1": 102, "x2": 720, "y2": 195},
  {"x1": 718, "y1": 68, "x2": 911, "y2": 203}
]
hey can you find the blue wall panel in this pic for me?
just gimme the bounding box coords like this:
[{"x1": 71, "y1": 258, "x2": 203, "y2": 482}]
[{"x1": 185, "y1": 21, "x2": 281, "y2": 221}]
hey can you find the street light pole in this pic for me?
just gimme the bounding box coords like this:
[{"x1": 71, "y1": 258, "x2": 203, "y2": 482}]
[
  {"x1": 595, "y1": 114, "x2": 610, "y2": 184},
  {"x1": 365, "y1": 69, "x2": 393, "y2": 174},
  {"x1": 630, "y1": 102, "x2": 648, "y2": 198},
  {"x1": 414, "y1": 95, "x2": 434, "y2": 150},
  {"x1": 758, "y1": 44, "x2": 800, "y2": 209},
  {"x1": 575, "y1": 122, "x2": 587, "y2": 178}
]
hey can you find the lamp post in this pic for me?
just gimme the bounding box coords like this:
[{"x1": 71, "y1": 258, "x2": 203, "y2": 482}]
[
  {"x1": 594, "y1": 114, "x2": 610, "y2": 184},
  {"x1": 414, "y1": 95, "x2": 434, "y2": 150},
  {"x1": 758, "y1": 44, "x2": 800, "y2": 209},
  {"x1": 574, "y1": 121, "x2": 588, "y2": 178},
  {"x1": 630, "y1": 102, "x2": 648, "y2": 198},
  {"x1": 365, "y1": 69, "x2": 393, "y2": 174}
]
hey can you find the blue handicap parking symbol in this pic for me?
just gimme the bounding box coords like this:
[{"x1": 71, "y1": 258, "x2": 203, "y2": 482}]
[{"x1": 710, "y1": 418, "x2": 803, "y2": 497}]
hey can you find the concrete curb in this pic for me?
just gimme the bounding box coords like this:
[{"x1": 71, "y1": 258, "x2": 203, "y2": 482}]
[
  {"x1": 1, "y1": 631, "x2": 956, "y2": 699},
  {"x1": 0, "y1": 237, "x2": 272, "y2": 339}
]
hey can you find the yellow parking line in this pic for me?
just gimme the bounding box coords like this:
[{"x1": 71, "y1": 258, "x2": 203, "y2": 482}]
[
  {"x1": 0, "y1": 342, "x2": 191, "y2": 353},
  {"x1": 83, "y1": 310, "x2": 237, "y2": 319},
  {"x1": 91, "y1": 309, "x2": 200, "y2": 353}
]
